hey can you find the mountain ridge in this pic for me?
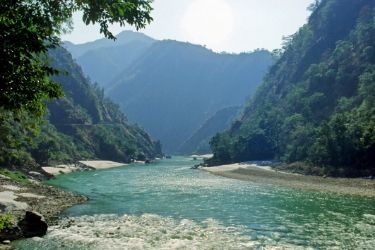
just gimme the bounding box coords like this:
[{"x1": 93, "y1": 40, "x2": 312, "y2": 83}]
[
  {"x1": 65, "y1": 33, "x2": 273, "y2": 153},
  {"x1": 107, "y1": 42, "x2": 272, "y2": 152}
]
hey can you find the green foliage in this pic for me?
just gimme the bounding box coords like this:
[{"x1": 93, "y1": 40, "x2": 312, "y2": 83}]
[
  {"x1": 0, "y1": 214, "x2": 14, "y2": 231},
  {"x1": 210, "y1": 0, "x2": 375, "y2": 176},
  {"x1": 0, "y1": 108, "x2": 40, "y2": 167},
  {"x1": 0, "y1": 169, "x2": 31, "y2": 185},
  {"x1": 0, "y1": 46, "x2": 162, "y2": 168},
  {"x1": 45, "y1": 47, "x2": 162, "y2": 163},
  {"x1": 0, "y1": 0, "x2": 152, "y2": 115},
  {"x1": 0, "y1": 0, "x2": 160, "y2": 168}
]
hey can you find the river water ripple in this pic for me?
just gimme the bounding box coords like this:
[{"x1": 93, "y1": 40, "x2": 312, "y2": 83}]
[{"x1": 15, "y1": 157, "x2": 375, "y2": 249}]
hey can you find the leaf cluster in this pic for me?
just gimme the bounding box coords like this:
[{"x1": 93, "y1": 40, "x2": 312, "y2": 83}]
[
  {"x1": 0, "y1": 214, "x2": 14, "y2": 231},
  {"x1": 0, "y1": 0, "x2": 152, "y2": 115}
]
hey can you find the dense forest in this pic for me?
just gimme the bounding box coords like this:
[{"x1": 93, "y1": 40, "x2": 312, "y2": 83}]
[
  {"x1": 0, "y1": 47, "x2": 162, "y2": 169},
  {"x1": 209, "y1": 0, "x2": 375, "y2": 177}
]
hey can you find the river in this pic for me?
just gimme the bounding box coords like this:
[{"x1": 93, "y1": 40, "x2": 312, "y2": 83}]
[{"x1": 15, "y1": 157, "x2": 375, "y2": 249}]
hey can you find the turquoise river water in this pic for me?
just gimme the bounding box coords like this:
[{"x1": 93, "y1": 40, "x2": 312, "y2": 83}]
[{"x1": 15, "y1": 157, "x2": 375, "y2": 249}]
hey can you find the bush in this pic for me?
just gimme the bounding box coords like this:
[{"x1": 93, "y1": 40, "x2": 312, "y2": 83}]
[{"x1": 0, "y1": 214, "x2": 14, "y2": 231}]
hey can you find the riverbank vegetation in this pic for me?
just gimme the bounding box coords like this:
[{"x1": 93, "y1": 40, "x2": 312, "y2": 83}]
[
  {"x1": 0, "y1": 215, "x2": 14, "y2": 232},
  {"x1": 0, "y1": 1, "x2": 160, "y2": 170},
  {"x1": 0, "y1": 47, "x2": 162, "y2": 169},
  {"x1": 209, "y1": 0, "x2": 375, "y2": 177}
]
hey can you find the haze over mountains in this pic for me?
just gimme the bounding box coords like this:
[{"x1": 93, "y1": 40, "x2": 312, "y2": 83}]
[
  {"x1": 179, "y1": 106, "x2": 241, "y2": 154},
  {"x1": 64, "y1": 31, "x2": 273, "y2": 153},
  {"x1": 64, "y1": 31, "x2": 155, "y2": 87}
]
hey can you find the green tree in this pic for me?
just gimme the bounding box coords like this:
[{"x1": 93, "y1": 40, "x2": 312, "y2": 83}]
[{"x1": 0, "y1": 0, "x2": 152, "y2": 115}]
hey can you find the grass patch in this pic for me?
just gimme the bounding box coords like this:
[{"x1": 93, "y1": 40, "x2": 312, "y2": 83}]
[
  {"x1": 0, "y1": 168, "x2": 31, "y2": 185},
  {"x1": 0, "y1": 214, "x2": 14, "y2": 231}
]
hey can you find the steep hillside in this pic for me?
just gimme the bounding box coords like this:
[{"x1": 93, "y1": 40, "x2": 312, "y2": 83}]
[
  {"x1": 107, "y1": 41, "x2": 272, "y2": 152},
  {"x1": 209, "y1": 0, "x2": 375, "y2": 176},
  {"x1": 64, "y1": 31, "x2": 155, "y2": 87},
  {"x1": 0, "y1": 47, "x2": 162, "y2": 168},
  {"x1": 179, "y1": 106, "x2": 240, "y2": 154},
  {"x1": 47, "y1": 47, "x2": 162, "y2": 163}
]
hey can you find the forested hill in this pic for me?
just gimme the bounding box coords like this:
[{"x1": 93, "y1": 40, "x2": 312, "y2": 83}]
[
  {"x1": 47, "y1": 47, "x2": 162, "y2": 162},
  {"x1": 106, "y1": 41, "x2": 272, "y2": 153},
  {"x1": 209, "y1": 0, "x2": 375, "y2": 177},
  {"x1": 0, "y1": 47, "x2": 161, "y2": 168},
  {"x1": 179, "y1": 106, "x2": 240, "y2": 154}
]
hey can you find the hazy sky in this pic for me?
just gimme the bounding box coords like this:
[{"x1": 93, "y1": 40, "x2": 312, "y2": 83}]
[{"x1": 61, "y1": 0, "x2": 314, "y2": 53}]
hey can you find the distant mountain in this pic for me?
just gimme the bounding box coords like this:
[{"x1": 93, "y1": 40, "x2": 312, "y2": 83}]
[
  {"x1": 209, "y1": 0, "x2": 375, "y2": 176},
  {"x1": 179, "y1": 106, "x2": 240, "y2": 154},
  {"x1": 64, "y1": 33, "x2": 273, "y2": 154},
  {"x1": 64, "y1": 31, "x2": 155, "y2": 58},
  {"x1": 63, "y1": 31, "x2": 155, "y2": 87},
  {"x1": 106, "y1": 41, "x2": 272, "y2": 153}
]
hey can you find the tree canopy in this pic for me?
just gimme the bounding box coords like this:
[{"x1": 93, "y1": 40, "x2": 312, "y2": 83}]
[
  {"x1": 208, "y1": 0, "x2": 375, "y2": 177},
  {"x1": 0, "y1": 0, "x2": 153, "y2": 115}
]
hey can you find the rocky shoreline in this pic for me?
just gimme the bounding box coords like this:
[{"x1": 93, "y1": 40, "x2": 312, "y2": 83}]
[
  {"x1": 0, "y1": 160, "x2": 133, "y2": 248},
  {"x1": 0, "y1": 173, "x2": 86, "y2": 249}
]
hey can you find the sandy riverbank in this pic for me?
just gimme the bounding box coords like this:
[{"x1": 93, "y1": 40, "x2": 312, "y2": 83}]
[
  {"x1": 42, "y1": 165, "x2": 78, "y2": 176},
  {"x1": 79, "y1": 160, "x2": 126, "y2": 170},
  {"x1": 202, "y1": 163, "x2": 375, "y2": 197},
  {"x1": 42, "y1": 160, "x2": 127, "y2": 176}
]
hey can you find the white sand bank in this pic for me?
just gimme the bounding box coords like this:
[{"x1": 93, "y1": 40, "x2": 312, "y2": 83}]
[
  {"x1": 202, "y1": 163, "x2": 243, "y2": 173},
  {"x1": 202, "y1": 163, "x2": 272, "y2": 173},
  {"x1": 41, "y1": 161, "x2": 127, "y2": 176},
  {"x1": 42, "y1": 165, "x2": 78, "y2": 176},
  {"x1": 79, "y1": 160, "x2": 126, "y2": 170}
]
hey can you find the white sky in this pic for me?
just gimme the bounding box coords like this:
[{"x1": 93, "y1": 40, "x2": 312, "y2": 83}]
[{"x1": 61, "y1": 0, "x2": 314, "y2": 53}]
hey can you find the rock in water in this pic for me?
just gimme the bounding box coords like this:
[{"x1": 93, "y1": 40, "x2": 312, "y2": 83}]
[
  {"x1": 18, "y1": 211, "x2": 48, "y2": 237},
  {"x1": 0, "y1": 226, "x2": 22, "y2": 241}
]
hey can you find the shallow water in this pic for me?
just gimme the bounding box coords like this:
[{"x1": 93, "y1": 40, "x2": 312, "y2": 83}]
[{"x1": 15, "y1": 157, "x2": 375, "y2": 249}]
